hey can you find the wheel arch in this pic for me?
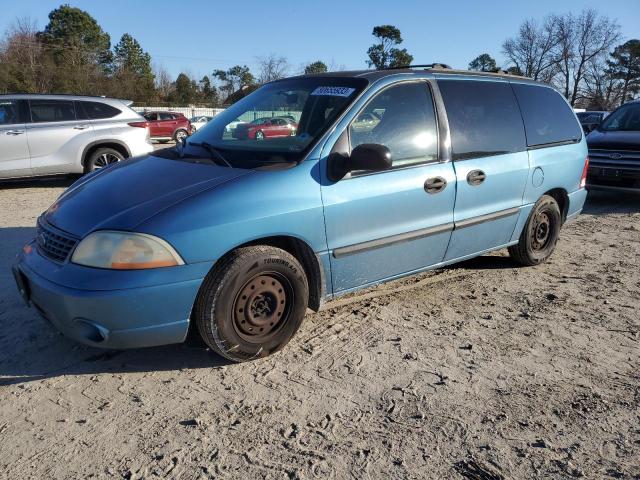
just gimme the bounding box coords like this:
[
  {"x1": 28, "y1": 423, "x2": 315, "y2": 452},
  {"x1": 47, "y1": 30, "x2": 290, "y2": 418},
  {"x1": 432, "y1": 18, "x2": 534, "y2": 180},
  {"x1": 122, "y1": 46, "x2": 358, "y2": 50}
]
[
  {"x1": 234, "y1": 235, "x2": 325, "y2": 312},
  {"x1": 543, "y1": 187, "x2": 569, "y2": 222},
  {"x1": 81, "y1": 140, "x2": 131, "y2": 168},
  {"x1": 172, "y1": 127, "x2": 189, "y2": 140}
]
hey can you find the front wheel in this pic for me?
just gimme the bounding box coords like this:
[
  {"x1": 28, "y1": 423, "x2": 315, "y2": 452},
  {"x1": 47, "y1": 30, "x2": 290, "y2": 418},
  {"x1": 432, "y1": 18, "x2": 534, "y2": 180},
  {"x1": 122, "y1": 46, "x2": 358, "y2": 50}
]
[
  {"x1": 509, "y1": 195, "x2": 562, "y2": 266},
  {"x1": 255, "y1": 130, "x2": 265, "y2": 140},
  {"x1": 193, "y1": 246, "x2": 309, "y2": 362}
]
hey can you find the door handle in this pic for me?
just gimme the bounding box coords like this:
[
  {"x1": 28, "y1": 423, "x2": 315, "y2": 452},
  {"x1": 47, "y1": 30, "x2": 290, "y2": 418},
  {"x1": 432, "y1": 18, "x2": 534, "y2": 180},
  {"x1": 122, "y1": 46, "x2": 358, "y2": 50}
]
[
  {"x1": 4, "y1": 130, "x2": 25, "y2": 135},
  {"x1": 74, "y1": 124, "x2": 90, "y2": 130},
  {"x1": 467, "y1": 170, "x2": 486, "y2": 186},
  {"x1": 424, "y1": 176, "x2": 447, "y2": 194}
]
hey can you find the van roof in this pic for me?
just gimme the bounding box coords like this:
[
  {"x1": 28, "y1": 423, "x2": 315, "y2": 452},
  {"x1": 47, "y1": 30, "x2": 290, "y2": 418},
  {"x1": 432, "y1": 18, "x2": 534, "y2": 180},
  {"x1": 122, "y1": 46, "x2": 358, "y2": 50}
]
[{"x1": 292, "y1": 64, "x2": 536, "y2": 83}]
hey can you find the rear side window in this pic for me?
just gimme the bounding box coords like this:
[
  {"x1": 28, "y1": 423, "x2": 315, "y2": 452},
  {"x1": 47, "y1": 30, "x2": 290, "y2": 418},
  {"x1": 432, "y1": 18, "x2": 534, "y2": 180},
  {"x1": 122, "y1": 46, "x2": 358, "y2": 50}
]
[
  {"x1": 79, "y1": 101, "x2": 121, "y2": 120},
  {"x1": 30, "y1": 100, "x2": 76, "y2": 123},
  {"x1": 0, "y1": 99, "x2": 28, "y2": 125},
  {"x1": 511, "y1": 83, "x2": 582, "y2": 146},
  {"x1": 438, "y1": 79, "x2": 526, "y2": 160}
]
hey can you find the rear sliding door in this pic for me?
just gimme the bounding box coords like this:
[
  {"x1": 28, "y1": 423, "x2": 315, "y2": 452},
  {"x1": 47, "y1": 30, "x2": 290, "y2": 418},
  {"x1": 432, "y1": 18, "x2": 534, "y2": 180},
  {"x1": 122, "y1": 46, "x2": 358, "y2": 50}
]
[{"x1": 436, "y1": 77, "x2": 530, "y2": 261}]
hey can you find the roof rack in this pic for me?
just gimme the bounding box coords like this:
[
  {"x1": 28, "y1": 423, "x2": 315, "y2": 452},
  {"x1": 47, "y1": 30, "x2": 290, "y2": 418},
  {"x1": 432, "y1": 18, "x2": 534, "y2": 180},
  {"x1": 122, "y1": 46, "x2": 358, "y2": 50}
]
[{"x1": 383, "y1": 63, "x2": 452, "y2": 71}]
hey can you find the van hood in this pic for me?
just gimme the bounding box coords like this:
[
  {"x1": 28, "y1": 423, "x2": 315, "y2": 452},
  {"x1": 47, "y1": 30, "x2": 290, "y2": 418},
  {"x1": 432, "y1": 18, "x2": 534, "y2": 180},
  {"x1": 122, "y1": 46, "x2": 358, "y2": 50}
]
[
  {"x1": 586, "y1": 129, "x2": 640, "y2": 150},
  {"x1": 43, "y1": 154, "x2": 250, "y2": 237}
]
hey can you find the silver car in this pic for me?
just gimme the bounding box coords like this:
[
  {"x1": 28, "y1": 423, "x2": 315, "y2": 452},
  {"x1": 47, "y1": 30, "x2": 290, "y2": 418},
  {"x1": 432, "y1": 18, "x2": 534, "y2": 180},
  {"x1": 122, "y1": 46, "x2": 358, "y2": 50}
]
[{"x1": 0, "y1": 94, "x2": 154, "y2": 179}]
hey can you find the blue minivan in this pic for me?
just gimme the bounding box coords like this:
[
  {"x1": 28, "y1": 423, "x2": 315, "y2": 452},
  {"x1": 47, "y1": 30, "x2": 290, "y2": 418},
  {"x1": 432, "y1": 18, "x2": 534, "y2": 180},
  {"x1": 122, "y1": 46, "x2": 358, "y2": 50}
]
[{"x1": 13, "y1": 66, "x2": 588, "y2": 361}]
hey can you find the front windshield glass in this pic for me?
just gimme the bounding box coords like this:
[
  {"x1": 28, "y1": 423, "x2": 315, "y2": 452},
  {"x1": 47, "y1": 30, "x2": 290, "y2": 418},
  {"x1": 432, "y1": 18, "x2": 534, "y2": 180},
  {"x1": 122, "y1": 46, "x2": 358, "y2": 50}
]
[
  {"x1": 183, "y1": 77, "x2": 368, "y2": 167},
  {"x1": 599, "y1": 103, "x2": 640, "y2": 132}
]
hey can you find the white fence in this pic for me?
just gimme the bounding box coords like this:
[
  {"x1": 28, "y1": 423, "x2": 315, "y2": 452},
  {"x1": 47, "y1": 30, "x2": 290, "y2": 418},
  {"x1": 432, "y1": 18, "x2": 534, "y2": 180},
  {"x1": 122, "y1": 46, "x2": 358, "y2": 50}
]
[
  {"x1": 133, "y1": 106, "x2": 302, "y2": 123},
  {"x1": 132, "y1": 106, "x2": 224, "y2": 118}
]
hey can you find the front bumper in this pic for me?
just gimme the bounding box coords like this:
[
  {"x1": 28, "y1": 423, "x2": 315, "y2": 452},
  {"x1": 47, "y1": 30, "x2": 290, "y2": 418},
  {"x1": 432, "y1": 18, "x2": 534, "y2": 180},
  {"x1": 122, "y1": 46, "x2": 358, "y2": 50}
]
[
  {"x1": 14, "y1": 246, "x2": 207, "y2": 349},
  {"x1": 587, "y1": 154, "x2": 640, "y2": 191}
]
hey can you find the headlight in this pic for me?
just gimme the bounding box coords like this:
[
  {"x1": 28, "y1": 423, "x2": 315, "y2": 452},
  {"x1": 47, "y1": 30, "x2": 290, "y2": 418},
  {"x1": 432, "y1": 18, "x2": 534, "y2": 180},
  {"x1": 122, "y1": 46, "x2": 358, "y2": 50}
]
[{"x1": 71, "y1": 231, "x2": 184, "y2": 269}]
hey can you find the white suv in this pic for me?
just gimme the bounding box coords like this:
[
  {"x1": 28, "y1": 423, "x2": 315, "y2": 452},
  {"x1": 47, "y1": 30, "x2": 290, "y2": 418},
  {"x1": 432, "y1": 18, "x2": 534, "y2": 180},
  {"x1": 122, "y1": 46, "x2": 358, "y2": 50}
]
[{"x1": 0, "y1": 94, "x2": 154, "y2": 179}]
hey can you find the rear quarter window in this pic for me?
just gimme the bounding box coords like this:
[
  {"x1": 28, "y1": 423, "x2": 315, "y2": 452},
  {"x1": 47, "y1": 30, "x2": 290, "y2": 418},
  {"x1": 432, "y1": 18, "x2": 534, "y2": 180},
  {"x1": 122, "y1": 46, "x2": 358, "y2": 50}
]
[
  {"x1": 80, "y1": 101, "x2": 121, "y2": 120},
  {"x1": 511, "y1": 83, "x2": 582, "y2": 147},
  {"x1": 438, "y1": 79, "x2": 526, "y2": 160}
]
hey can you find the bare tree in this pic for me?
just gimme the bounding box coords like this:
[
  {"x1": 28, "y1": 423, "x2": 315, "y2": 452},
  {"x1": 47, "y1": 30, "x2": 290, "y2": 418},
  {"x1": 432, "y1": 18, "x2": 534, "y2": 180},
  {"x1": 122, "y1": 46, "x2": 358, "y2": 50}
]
[
  {"x1": 581, "y1": 62, "x2": 623, "y2": 110},
  {"x1": 0, "y1": 17, "x2": 53, "y2": 93},
  {"x1": 502, "y1": 16, "x2": 559, "y2": 82},
  {"x1": 256, "y1": 54, "x2": 289, "y2": 84},
  {"x1": 556, "y1": 9, "x2": 620, "y2": 106},
  {"x1": 153, "y1": 64, "x2": 173, "y2": 103}
]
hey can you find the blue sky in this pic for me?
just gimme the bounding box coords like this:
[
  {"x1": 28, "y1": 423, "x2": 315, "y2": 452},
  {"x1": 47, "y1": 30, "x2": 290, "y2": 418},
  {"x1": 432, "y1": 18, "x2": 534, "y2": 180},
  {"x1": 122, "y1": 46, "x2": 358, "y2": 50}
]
[{"x1": 1, "y1": 0, "x2": 638, "y2": 80}]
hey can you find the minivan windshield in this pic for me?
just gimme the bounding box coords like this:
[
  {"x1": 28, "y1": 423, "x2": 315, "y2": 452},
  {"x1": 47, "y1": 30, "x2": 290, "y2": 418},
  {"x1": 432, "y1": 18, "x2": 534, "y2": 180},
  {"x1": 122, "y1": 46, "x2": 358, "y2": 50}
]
[
  {"x1": 182, "y1": 77, "x2": 367, "y2": 167},
  {"x1": 599, "y1": 103, "x2": 640, "y2": 132}
]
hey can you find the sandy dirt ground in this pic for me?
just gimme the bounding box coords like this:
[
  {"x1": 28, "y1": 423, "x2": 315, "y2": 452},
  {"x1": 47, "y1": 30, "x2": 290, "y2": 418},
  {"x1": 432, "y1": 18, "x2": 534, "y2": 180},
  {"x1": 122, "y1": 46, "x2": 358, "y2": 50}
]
[{"x1": 0, "y1": 174, "x2": 638, "y2": 479}]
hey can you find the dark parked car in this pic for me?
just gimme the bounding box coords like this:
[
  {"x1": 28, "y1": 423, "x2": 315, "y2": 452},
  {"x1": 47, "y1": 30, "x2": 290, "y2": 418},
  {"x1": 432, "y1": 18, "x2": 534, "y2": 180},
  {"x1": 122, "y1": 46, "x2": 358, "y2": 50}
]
[
  {"x1": 577, "y1": 111, "x2": 608, "y2": 133},
  {"x1": 142, "y1": 111, "x2": 192, "y2": 143},
  {"x1": 586, "y1": 100, "x2": 640, "y2": 192},
  {"x1": 232, "y1": 116, "x2": 297, "y2": 140}
]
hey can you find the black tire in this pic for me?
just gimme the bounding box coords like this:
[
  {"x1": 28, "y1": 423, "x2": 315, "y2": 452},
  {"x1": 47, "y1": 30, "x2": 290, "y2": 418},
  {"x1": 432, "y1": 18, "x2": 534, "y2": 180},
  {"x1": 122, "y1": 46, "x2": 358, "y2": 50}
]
[
  {"x1": 84, "y1": 147, "x2": 125, "y2": 173},
  {"x1": 174, "y1": 129, "x2": 188, "y2": 143},
  {"x1": 508, "y1": 195, "x2": 562, "y2": 266},
  {"x1": 255, "y1": 130, "x2": 265, "y2": 140},
  {"x1": 193, "y1": 246, "x2": 309, "y2": 362}
]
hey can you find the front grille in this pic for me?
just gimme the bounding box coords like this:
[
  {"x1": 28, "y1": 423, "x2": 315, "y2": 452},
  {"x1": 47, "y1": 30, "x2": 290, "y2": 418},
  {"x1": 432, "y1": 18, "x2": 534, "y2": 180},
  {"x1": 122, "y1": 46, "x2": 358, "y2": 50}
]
[
  {"x1": 36, "y1": 219, "x2": 78, "y2": 263},
  {"x1": 588, "y1": 149, "x2": 640, "y2": 167}
]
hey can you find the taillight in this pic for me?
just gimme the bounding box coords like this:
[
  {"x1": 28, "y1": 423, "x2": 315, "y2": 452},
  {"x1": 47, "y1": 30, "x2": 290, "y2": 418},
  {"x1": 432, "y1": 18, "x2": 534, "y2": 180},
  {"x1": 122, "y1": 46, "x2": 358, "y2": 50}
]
[
  {"x1": 580, "y1": 156, "x2": 589, "y2": 188},
  {"x1": 128, "y1": 121, "x2": 149, "y2": 128}
]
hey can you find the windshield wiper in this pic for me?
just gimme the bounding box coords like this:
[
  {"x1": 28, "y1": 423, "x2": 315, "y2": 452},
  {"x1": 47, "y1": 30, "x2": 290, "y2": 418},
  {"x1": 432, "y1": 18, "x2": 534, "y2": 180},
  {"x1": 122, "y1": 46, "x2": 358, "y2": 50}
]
[{"x1": 187, "y1": 141, "x2": 233, "y2": 168}]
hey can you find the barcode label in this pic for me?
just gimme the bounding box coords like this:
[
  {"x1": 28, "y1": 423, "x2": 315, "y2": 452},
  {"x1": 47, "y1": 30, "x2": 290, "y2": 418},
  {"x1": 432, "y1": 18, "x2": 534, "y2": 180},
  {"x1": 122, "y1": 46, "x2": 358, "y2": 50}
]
[{"x1": 310, "y1": 86, "x2": 356, "y2": 97}]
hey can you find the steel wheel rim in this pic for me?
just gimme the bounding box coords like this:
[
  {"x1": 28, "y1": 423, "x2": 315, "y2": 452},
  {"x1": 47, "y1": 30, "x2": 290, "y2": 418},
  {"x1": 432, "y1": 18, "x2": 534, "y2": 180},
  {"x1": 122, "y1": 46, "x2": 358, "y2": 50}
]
[
  {"x1": 531, "y1": 211, "x2": 552, "y2": 251},
  {"x1": 176, "y1": 131, "x2": 186, "y2": 142},
  {"x1": 255, "y1": 131, "x2": 264, "y2": 140},
  {"x1": 93, "y1": 153, "x2": 121, "y2": 169},
  {"x1": 232, "y1": 272, "x2": 293, "y2": 343}
]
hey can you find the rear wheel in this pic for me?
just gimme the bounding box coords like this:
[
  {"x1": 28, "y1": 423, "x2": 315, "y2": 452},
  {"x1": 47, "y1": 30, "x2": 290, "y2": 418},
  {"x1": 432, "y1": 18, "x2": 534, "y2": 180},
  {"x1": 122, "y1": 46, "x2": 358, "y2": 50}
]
[
  {"x1": 194, "y1": 246, "x2": 309, "y2": 362},
  {"x1": 255, "y1": 130, "x2": 265, "y2": 140},
  {"x1": 174, "y1": 129, "x2": 188, "y2": 143},
  {"x1": 85, "y1": 147, "x2": 124, "y2": 173},
  {"x1": 509, "y1": 195, "x2": 562, "y2": 266}
]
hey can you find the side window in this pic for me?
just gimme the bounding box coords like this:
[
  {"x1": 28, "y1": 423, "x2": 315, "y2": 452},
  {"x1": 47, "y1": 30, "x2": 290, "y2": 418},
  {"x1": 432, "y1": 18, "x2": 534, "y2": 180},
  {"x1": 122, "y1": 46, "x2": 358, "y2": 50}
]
[
  {"x1": 511, "y1": 83, "x2": 582, "y2": 146},
  {"x1": 0, "y1": 99, "x2": 27, "y2": 125},
  {"x1": 30, "y1": 100, "x2": 76, "y2": 123},
  {"x1": 159, "y1": 112, "x2": 174, "y2": 121},
  {"x1": 143, "y1": 112, "x2": 157, "y2": 121},
  {"x1": 80, "y1": 101, "x2": 121, "y2": 120},
  {"x1": 350, "y1": 82, "x2": 438, "y2": 168},
  {"x1": 438, "y1": 79, "x2": 526, "y2": 160}
]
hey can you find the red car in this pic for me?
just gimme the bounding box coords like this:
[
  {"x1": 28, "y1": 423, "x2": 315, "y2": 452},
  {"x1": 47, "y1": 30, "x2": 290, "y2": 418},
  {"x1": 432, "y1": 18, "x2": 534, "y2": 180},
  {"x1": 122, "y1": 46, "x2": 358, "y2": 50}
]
[
  {"x1": 232, "y1": 116, "x2": 297, "y2": 140},
  {"x1": 141, "y1": 111, "x2": 192, "y2": 143}
]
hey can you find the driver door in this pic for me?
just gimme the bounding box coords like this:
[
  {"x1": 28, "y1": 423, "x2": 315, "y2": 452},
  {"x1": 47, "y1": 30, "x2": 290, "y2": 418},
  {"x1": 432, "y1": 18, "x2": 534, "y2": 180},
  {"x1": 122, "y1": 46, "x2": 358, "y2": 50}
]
[{"x1": 321, "y1": 81, "x2": 456, "y2": 293}]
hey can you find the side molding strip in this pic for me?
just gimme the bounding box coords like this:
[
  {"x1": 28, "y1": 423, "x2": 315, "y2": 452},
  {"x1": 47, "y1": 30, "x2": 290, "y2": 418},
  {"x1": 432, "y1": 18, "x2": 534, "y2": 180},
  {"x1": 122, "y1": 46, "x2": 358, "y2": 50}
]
[
  {"x1": 331, "y1": 207, "x2": 521, "y2": 259},
  {"x1": 454, "y1": 207, "x2": 520, "y2": 229},
  {"x1": 332, "y1": 222, "x2": 454, "y2": 259}
]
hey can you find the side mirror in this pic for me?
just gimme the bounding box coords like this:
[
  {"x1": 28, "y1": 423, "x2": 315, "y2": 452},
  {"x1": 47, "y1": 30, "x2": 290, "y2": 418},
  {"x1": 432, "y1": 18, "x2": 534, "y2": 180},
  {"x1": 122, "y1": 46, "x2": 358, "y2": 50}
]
[
  {"x1": 344, "y1": 143, "x2": 392, "y2": 173},
  {"x1": 328, "y1": 143, "x2": 392, "y2": 180}
]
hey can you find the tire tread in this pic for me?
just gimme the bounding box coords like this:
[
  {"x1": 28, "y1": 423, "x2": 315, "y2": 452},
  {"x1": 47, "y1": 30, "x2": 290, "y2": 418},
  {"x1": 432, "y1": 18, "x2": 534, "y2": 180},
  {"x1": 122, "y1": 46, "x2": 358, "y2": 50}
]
[{"x1": 193, "y1": 246, "x2": 307, "y2": 362}]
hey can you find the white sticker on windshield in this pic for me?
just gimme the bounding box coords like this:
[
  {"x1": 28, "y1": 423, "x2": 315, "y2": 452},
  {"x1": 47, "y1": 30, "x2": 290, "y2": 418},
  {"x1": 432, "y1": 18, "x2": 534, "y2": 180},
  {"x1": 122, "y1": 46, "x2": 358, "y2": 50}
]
[{"x1": 310, "y1": 86, "x2": 356, "y2": 97}]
